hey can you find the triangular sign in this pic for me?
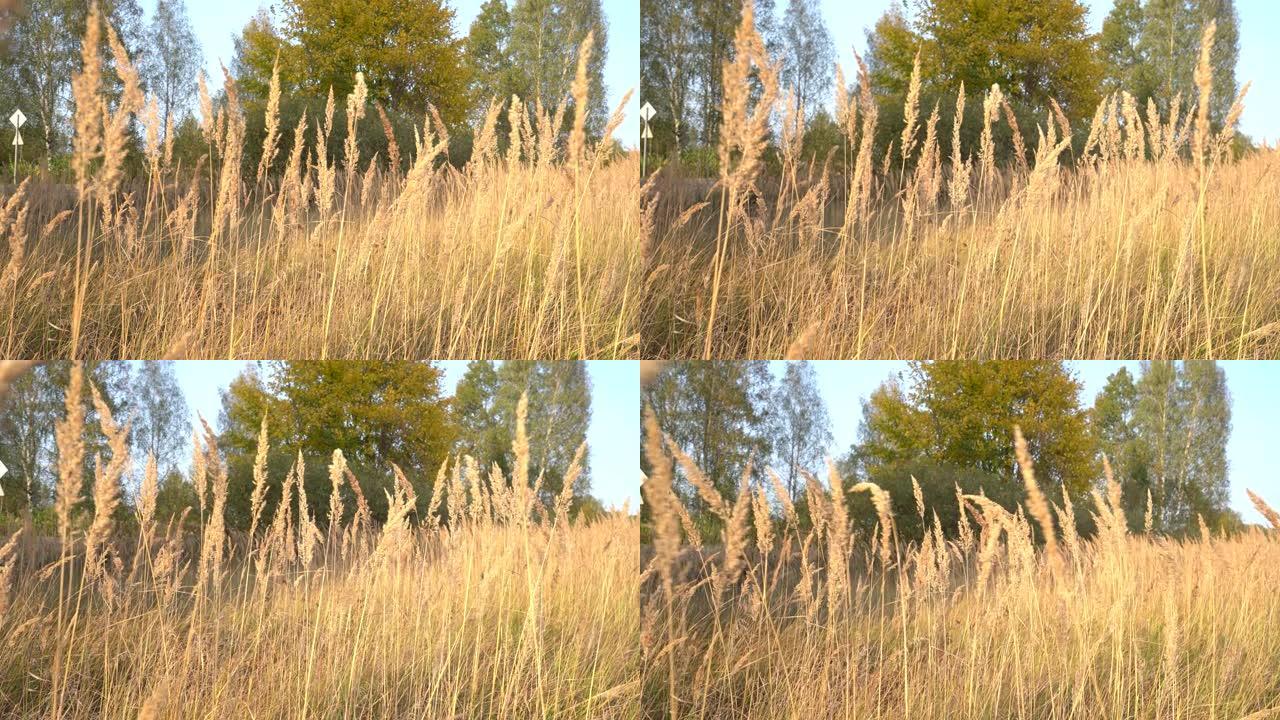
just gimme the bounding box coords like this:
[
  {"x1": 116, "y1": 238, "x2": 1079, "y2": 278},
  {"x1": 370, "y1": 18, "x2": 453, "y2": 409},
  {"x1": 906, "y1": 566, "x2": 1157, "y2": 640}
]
[
  {"x1": 12, "y1": 131, "x2": 21, "y2": 147},
  {"x1": 639, "y1": 102, "x2": 656, "y2": 122},
  {"x1": 641, "y1": 125, "x2": 653, "y2": 140}
]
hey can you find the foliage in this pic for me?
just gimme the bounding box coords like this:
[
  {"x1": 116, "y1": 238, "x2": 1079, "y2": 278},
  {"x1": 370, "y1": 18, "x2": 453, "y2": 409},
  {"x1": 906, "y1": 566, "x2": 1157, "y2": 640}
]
[
  {"x1": 216, "y1": 361, "x2": 455, "y2": 528},
  {"x1": 0, "y1": 362, "x2": 131, "y2": 517},
  {"x1": 453, "y1": 361, "x2": 594, "y2": 503},
  {"x1": 770, "y1": 360, "x2": 832, "y2": 500},
  {"x1": 866, "y1": 0, "x2": 1103, "y2": 124},
  {"x1": 0, "y1": 0, "x2": 144, "y2": 162},
  {"x1": 1094, "y1": 361, "x2": 1233, "y2": 535},
  {"x1": 779, "y1": 0, "x2": 834, "y2": 117},
  {"x1": 852, "y1": 362, "x2": 1096, "y2": 497},
  {"x1": 642, "y1": 360, "x2": 774, "y2": 506},
  {"x1": 141, "y1": 0, "x2": 201, "y2": 126},
  {"x1": 232, "y1": 0, "x2": 469, "y2": 125},
  {"x1": 1103, "y1": 0, "x2": 1240, "y2": 127}
]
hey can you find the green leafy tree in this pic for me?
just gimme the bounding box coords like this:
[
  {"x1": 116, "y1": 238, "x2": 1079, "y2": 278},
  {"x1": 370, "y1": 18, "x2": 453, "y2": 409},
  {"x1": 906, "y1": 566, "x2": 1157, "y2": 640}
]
[
  {"x1": 853, "y1": 362, "x2": 1096, "y2": 498},
  {"x1": 640, "y1": 0, "x2": 698, "y2": 155},
  {"x1": 772, "y1": 361, "x2": 832, "y2": 500},
  {"x1": 1, "y1": 0, "x2": 143, "y2": 163},
  {"x1": 1092, "y1": 366, "x2": 1149, "y2": 530},
  {"x1": 451, "y1": 360, "x2": 506, "y2": 466},
  {"x1": 779, "y1": 0, "x2": 834, "y2": 117},
  {"x1": 849, "y1": 373, "x2": 932, "y2": 477},
  {"x1": 864, "y1": 5, "x2": 924, "y2": 98},
  {"x1": 866, "y1": 0, "x2": 1102, "y2": 124},
  {"x1": 129, "y1": 361, "x2": 190, "y2": 478},
  {"x1": 46, "y1": 362, "x2": 132, "y2": 517},
  {"x1": 3, "y1": 0, "x2": 78, "y2": 162},
  {"x1": 642, "y1": 361, "x2": 773, "y2": 517},
  {"x1": 1099, "y1": 0, "x2": 1146, "y2": 98},
  {"x1": 142, "y1": 0, "x2": 202, "y2": 128},
  {"x1": 217, "y1": 362, "x2": 455, "y2": 530},
  {"x1": 453, "y1": 361, "x2": 593, "y2": 502},
  {"x1": 691, "y1": 0, "x2": 743, "y2": 146},
  {"x1": 508, "y1": 0, "x2": 608, "y2": 136},
  {"x1": 0, "y1": 365, "x2": 62, "y2": 516},
  {"x1": 1106, "y1": 0, "x2": 1240, "y2": 127},
  {"x1": 1137, "y1": 0, "x2": 1199, "y2": 112},
  {"x1": 1106, "y1": 361, "x2": 1233, "y2": 534},
  {"x1": 465, "y1": 0, "x2": 517, "y2": 121},
  {"x1": 234, "y1": 0, "x2": 470, "y2": 124}
]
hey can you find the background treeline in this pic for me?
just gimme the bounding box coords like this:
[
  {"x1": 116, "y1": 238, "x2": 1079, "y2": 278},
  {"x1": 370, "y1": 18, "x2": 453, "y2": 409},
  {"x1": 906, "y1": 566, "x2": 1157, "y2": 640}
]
[
  {"x1": 640, "y1": 0, "x2": 1247, "y2": 176},
  {"x1": 0, "y1": 360, "x2": 604, "y2": 536},
  {"x1": 641, "y1": 361, "x2": 1238, "y2": 545},
  {"x1": 0, "y1": 0, "x2": 611, "y2": 180}
]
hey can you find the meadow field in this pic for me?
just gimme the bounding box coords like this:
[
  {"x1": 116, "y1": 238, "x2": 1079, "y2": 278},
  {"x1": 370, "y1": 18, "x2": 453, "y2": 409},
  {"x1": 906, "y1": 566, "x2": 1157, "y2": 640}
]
[
  {"x1": 641, "y1": 9, "x2": 1280, "y2": 360},
  {"x1": 0, "y1": 366, "x2": 639, "y2": 719},
  {"x1": 0, "y1": 13, "x2": 640, "y2": 360},
  {"x1": 641, "y1": 409, "x2": 1280, "y2": 719}
]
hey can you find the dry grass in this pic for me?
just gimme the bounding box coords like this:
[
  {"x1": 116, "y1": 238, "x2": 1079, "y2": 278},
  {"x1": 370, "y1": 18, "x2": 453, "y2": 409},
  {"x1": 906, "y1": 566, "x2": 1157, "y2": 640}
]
[
  {"x1": 0, "y1": 8, "x2": 640, "y2": 360},
  {"x1": 643, "y1": 7, "x2": 1279, "y2": 359},
  {"x1": 0, "y1": 370, "x2": 639, "y2": 719},
  {"x1": 641, "y1": 413, "x2": 1280, "y2": 719}
]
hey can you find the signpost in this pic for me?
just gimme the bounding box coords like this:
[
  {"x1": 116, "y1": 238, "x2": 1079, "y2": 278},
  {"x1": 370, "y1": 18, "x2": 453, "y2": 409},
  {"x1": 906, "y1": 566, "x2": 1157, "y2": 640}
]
[
  {"x1": 639, "y1": 101, "x2": 655, "y2": 177},
  {"x1": 9, "y1": 109, "x2": 25, "y2": 185}
]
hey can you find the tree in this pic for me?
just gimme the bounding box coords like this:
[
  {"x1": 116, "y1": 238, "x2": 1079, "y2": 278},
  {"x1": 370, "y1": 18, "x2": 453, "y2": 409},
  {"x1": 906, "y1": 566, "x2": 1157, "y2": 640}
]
[
  {"x1": 0, "y1": 365, "x2": 62, "y2": 516},
  {"x1": 4, "y1": 0, "x2": 77, "y2": 161},
  {"x1": 463, "y1": 361, "x2": 594, "y2": 502},
  {"x1": 779, "y1": 0, "x2": 833, "y2": 117},
  {"x1": 866, "y1": 0, "x2": 1103, "y2": 124},
  {"x1": 2, "y1": 0, "x2": 143, "y2": 162},
  {"x1": 1131, "y1": 362, "x2": 1230, "y2": 533},
  {"x1": 640, "y1": 0, "x2": 698, "y2": 154},
  {"x1": 235, "y1": 0, "x2": 470, "y2": 124},
  {"x1": 691, "y1": 0, "x2": 743, "y2": 146},
  {"x1": 451, "y1": 360, "x2": 506, "y2": 465},
  {"x1": 643, "y1": 361, "x2": 773, "y2": 513},
  {"x1": 508, "y1": 0, "x2": 608, "y2": 136},
  {"x1": 864, "y1": 5, "x2": 925, "y2": 97},
  {"x1": 129, "y1": 361, "x2": 190, "y2": 478},
  {"x1": 1090, "y1": 362, "x2": 1233, "y2": 535},
  {"x1": 1100, "y1": 0, "x2": 1241, "y2": 128},
  {"x1": 1092, "y1": 366, "x2": 1149, "y2": 530},
  {"x1": 267, "y1": 361, "x2": 454, "y2": 475},
  {"x1": 142, "y1": 0, "x2": 202, "y2": 128},
  {"x1": 217, "y1": 361, "x2": 455, "y2": 530},
  {"x1": 0, "y1": 363, "x2": 132, "y2": 517},
  {"x1": 850, "y1": 373, "x2": 931, "y2": 477},
  {"x1": 1099, "y1": 0, "x2": 1146, "y2": 98},
  {"x1": 72, "y1": 0, "x2": 147, "y2": 102},
  {"x1": 231, "y1": 10, "x2": 287, "y2": 103},
  {"x1": 465, "y1": 0, "x2": 516, "y2": 122},
  {"x1": 1135, "y1": 0, "x2": 1238, "y2": 127},
  {"x1": 853, "y1": 362, "x2": 1096, "y2": 497},
  {"x1": 772, "y1": 361, "x2": 832, "y2": 501}
]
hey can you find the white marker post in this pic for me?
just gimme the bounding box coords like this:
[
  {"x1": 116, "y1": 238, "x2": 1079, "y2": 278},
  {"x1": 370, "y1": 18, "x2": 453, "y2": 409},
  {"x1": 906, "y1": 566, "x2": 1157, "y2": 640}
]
[
  {"x1": 639, "y1": 101, "x2": 656, "y2": 177},
  {"x1": 9, "y1": 109, "x2": 25, "y2": 186}
]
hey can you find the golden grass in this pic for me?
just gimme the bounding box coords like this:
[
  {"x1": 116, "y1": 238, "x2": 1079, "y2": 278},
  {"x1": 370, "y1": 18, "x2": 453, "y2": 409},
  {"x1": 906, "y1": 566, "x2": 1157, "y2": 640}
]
[
  {"x1": 641, "y1": 415, "x2": 1280, "y2": 719},
  {"x1": 0, "y1": 371, "x2": 639, "y2": 719},
  {"x1": 0, "y1": 8, "x2": 639, "y2": 360},
  {"x1": 643, "y1": 9, "x2": 1278, "y2": 359}
]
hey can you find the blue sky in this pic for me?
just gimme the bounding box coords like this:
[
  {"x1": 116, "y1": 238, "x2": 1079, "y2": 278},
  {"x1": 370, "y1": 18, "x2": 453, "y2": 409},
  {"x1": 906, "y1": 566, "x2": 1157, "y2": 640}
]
[
  {"x1": 170, "y1": 361, "x2": 639, "y2": 511},
  {"x1": 814, "y1": 0, "x2": 1277, "y2": 145},
  {"x1": 769, "y1": 361, "x2": 1280, "y2": 526},
  {"x1": 157, "y1": 0, "x2": 640, "y2": 148}
]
